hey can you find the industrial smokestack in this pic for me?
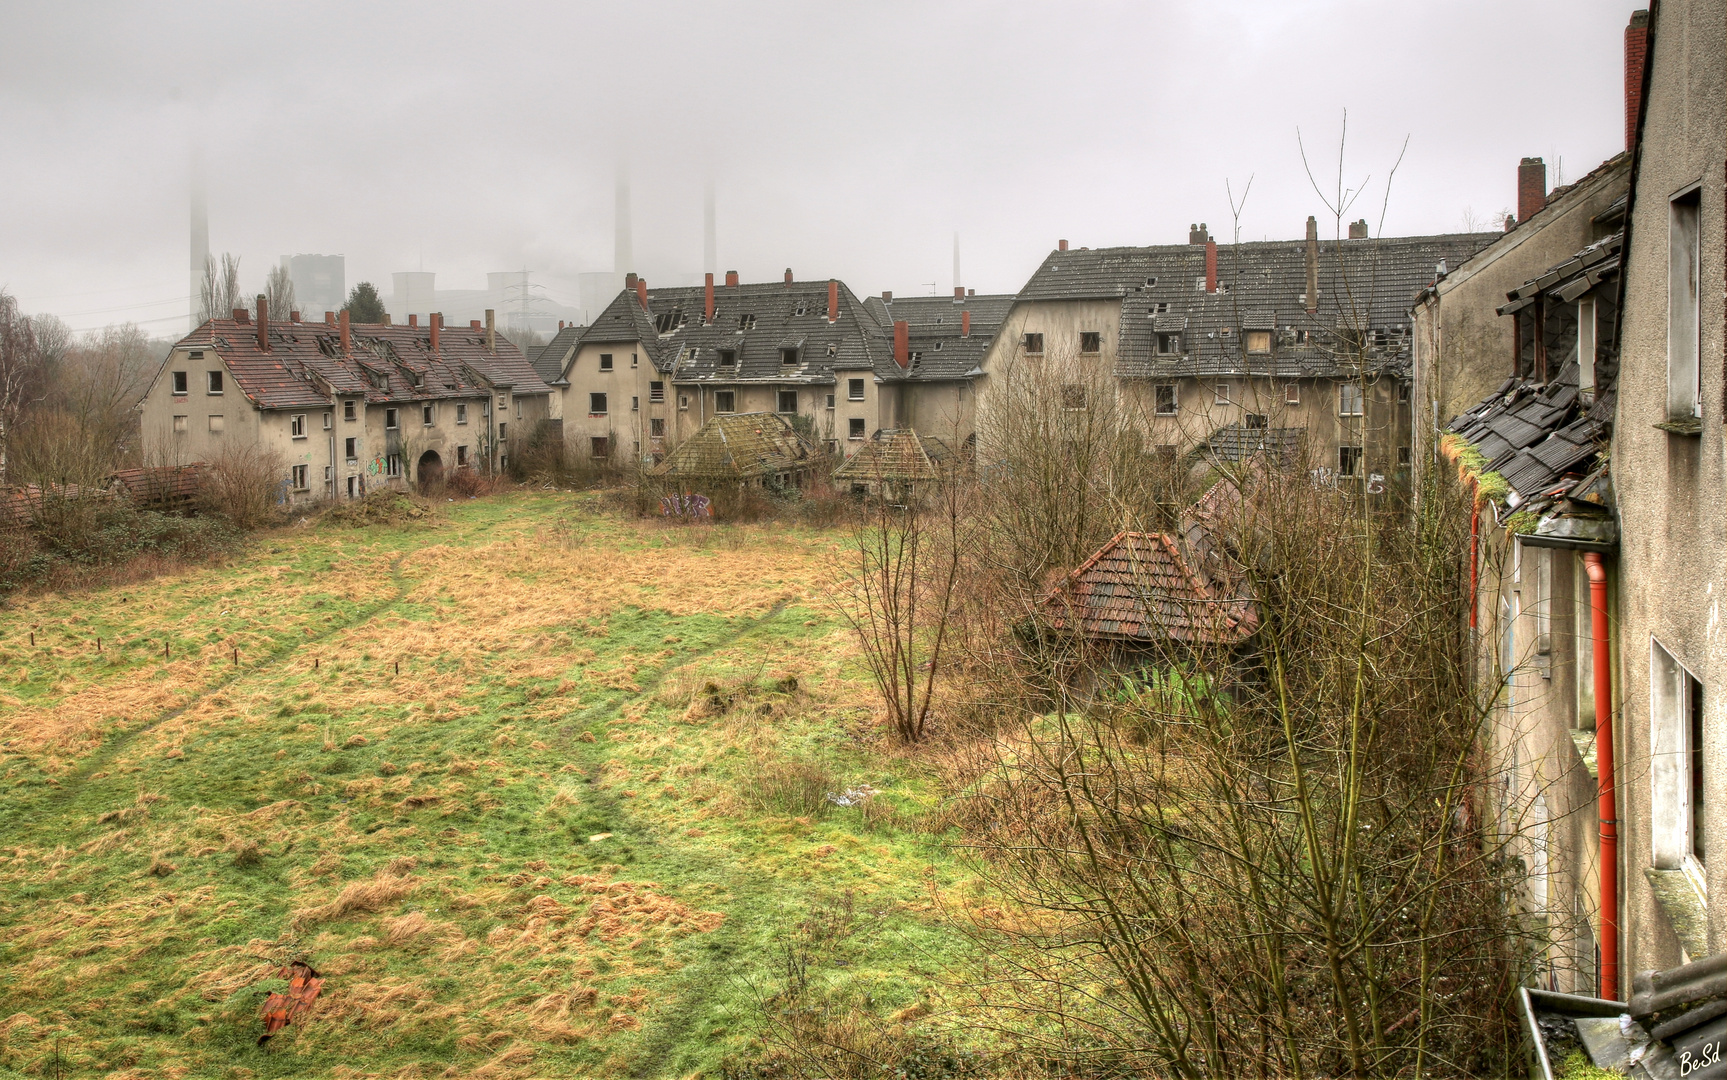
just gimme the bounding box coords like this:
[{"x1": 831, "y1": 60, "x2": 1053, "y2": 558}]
[
  {"x1": 189, "y1": 152, "x2": 208, "y2": 332},
  {"x1": 704, "y1": 178, "x2": 717, "y2": 277},
  {"x1": 952, "y1": 233, "x2": 961, "y2": 298},
  {"x1": 614, "y1": 165, "x2": 633, "y2": 277}
]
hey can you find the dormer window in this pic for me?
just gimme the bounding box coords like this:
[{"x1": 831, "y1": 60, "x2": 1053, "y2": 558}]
[
  {"x1": 781, "y1": 347, "x2": 799, "y2": 365},
  {"x1": 827, "y1": 342, "x2": 837, "y2": 357},
  {"x1": 1156, "y1": 333, "x2": 1181, "y2": 355},
  {"x1": 738, "y1": 313, "x2": 756, "y2": 331},
  {"x1": 719, "y1": 349, "x2": 736, "y2": 367},
  {"x1": 1145, "y1": 276, "x2": 1158, "y2": 287},
  {"x1": 1245, "y1": 330, "x2": 1272, "y2": 354},
  {"x1": 794, "y1": 302, "x2": 807, "y2": 317}
]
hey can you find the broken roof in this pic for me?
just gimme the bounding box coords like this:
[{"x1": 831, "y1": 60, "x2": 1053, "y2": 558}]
[
  {"x1": 1206, "y1": 423, "x2": 1305, "y2": 463},
  {"x1": 860, "y1": 293, "x2": 1015, "y2": 380},
  {"x1": 1039, "y1": 531, "x2": 1258, "y2": 646},
  {"x1": 651, "y1": 411, "x2": 819, "y2": 481},
  {"x1": 832, "y1": 429, "x2": 954, "y2": 482},
  {"x1": 1017, "y1": 233, "x2": 1497, "y2": 381},
  {"x1": 166, "y1": 316, "x2": 549, "y2": 411}
]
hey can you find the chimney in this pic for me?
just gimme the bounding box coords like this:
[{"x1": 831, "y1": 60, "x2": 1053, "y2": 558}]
[
  {"x1": 289, "y1": 310, "x2": 301, "y2": 323},
  {"x1": 382, "y1": 313, "x2": 392, "y2": 326},
  {"x1": 953, "y1": 286, "x2": 965, "y2": 303},
  {"x1": 408, "y1": 314, "x2": 418, "y2": 327},
  {"x1": 1347, "y1": 219, "x2": 1369, "y2": 240},
  {"x1": 1505, "y1": 214, "x2": 1517, "y2": 233},
  {"x1": 233, "y1": 307, "x2": 248, "y2": 323},
  {"x1": 1518, "y1": 158, "x2": 1547, "y2": 224},
  {"x1": 557, "y1": 320, "x2": 564, "y2": 330},
  {"x1": 1626, "y1": 10, "x2": 1651, "y2": 152},
  {"x1": 967, "y1": 288, "x2": 975, "y2": 296},
  {"x1": 430, "y1": 312, "x2": 441, "y2": 352},
  {"x1": 624, "y1": 271, "x2": 637, "y2": 290},
  {"x1": 784, "y1": 267, "x2": 793, "y2": 286},
  {"x1": 725, "y1": 269, "x2": 739, "y2": 287},
  {"x1": 893, "y1": 320, "x2": 909, "y2": 367},
  {"x1": 1189, "y1": 222, "x2": 1211, "y2": 244},
  {"x1": 324, "y1": 311, "x2": 335, "y2": 325},
  {"x1": 961, "y1": 310, "x2": 971, "y2": 337},
  {"x1": 339, "y1": 309, "x2": 350, "y2": 353},
  {"x1": 256, "y1": 294, "x2": 269, "y2": 351},
  {"x1": 1304, "y1": 216, "x2": 1319, "y2": 314},
  {"x1": 1204, "y1": 240, "x2": 1217, "y2": 294},
  {"x1": 882, "y1": 291, "x2": 892, "y2": 302},
  {"x1": 471, "y1": 320, "x2": 482, "y2": 330},
  {"x1": 828, "y1": 279, "x2": 839, "y2": 323},
  {"x1": 1058, "y1": 239, "x2": 1069, "y2": 251},
  {"x1": 485, "y1": 308, "x2": 495, "y2": 352},
  {"x1": 635, "y1": 276, "x2": 648, "y2": 310},
  {"x1": 705, "y1": 272, "x2": 715, "y2": 323}
]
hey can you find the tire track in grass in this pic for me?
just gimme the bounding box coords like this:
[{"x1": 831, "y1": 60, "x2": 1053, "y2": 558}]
[{"x1": 1, "y1": 550, "x2": 414, "y2": 835}]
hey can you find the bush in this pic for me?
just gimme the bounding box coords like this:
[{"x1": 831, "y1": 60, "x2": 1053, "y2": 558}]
[
  {"x1": 0, "y1": 501, "x2": 241, "y2": 596},
  {"x1": 201, "y1": 443, "x2": 288, "y2": 529}
]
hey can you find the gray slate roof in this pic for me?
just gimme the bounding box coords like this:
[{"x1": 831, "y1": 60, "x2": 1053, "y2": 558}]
[
  {"x1": 860, "y1": 294, "x2": 1015, "y2": 379},
  {"x1": 1018, "y1": 234, "x2": 1499, "y2": 380},
  {"x1": 532, "y1": 325, "x2": 584, "y2": 385}
]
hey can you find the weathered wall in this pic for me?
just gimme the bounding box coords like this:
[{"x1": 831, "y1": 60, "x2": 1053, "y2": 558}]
[{"x1": 1611, "y1": 0, "x2": 1727, "y2": 976}]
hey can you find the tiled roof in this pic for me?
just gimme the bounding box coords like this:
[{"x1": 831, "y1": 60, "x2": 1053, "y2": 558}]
[
  {"x1": 1206, "y1": 423, "x2": 1305, "y2": 463},
  {"x1": 832, "y1": 429, "x2": 953, "y2": 481},
  {"x1": 1497, "y1": 232, "x2": 1623, "y2": 315},
  {"x1": 169, "y1": 317, "x2": 548, "y2": 411},
  {"x1": 1016, "y1": 234, "x2": 1497, "y2": 380},
  {"x1": 1039, "y1": 531, "x2": 1258, "y2": 645},
  {"x1": 859, "y1": 294, "x2": 1015, "y2": 380},
  {"x1": 1448, "y1": 362, "x2": 1605, "y2": 503},
  {"x1": 651, "y1": 411, "x2": 819, "y2": 480},
  {"x1": 108, "y1": 464, "x2": 208, "y2": 504},
  {"x1": 532, "y1": 325, "x2": 584, "y2": 385}
]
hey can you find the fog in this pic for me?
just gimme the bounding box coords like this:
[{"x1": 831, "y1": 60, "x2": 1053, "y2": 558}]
[{"x1": 2, "y1": 0, "x2": 1630, "y2": 335}]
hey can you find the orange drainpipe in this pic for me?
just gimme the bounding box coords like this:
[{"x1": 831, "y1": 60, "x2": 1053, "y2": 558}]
[{"x1": 1584, "y1": 552, "x2": 1617, "y2": 999}]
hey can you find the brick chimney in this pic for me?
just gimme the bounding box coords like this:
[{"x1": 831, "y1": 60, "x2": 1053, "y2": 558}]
[
  {"x1": 485, "y1": 309, "x2": 495, "y2": 352},
  {"x1": 1204, "y1": 240, "x2": 1218, "y2": 294},
  {"x1": 828, "y1": 279, "x2": 839, "y2": 323},
  {"x1": 636, "y1": 277, "x2": 648, "y2": 310},
  {"x1": 382, "y1": 313, "x2": 391, "y2": 326},
  {"x1": 784, "y1": 268, "x2": 793, "y2": 287},
  {"x1": 1058, "y1": 239, "x2": 1069, "y2": 251},
  {"x1": 704, "y1": 272, "x2": 715, "y2": 323},
  {"x1": 324, "y1": 311, "x2": 335, "y2": 325},
  {"x1": 408, "y1": 314, "x2": 418, "y2": 327},
  {"x1": 1305, "y1": 216, "x2": 1319, "y2": 314},
  {"x1": 1348, "y1": 219, "x2": 1369, "y2": 239},
  {"x1": 961, "y1": 310, "x2": 971, "y2": 337},
  {"x1": 1626, "y1": 10, "x2": 1650, "y2": 152},
  {"x1": 255, "y1": 294, "x2": 269, "y2": 351},
  {"x1": 893, "y1": 320, "x2": 909, "y2": 367},
  {"x1": 881, "y1": 291, "x2": 892, "y2": 302},
  {"x1": 289, "y1": 310, "x2": 301, "y2": 323},
  {"x1": 624, "y1": 272, "x2": 637, "y2": 290},
  {"x1": 557, "y1": 320, "x2": 564, "y2": 330},
  {"x1": 471, "y1": 320, "x2": 482, "y2": 330},
  {"x1": 339, "y1": 309, "x2": 350, "y2": 353},
  {"x1": 1189, "y1": 223, "x2": 1210, "y2": 244},
  {"x1": 1518, "y1": 158, "x2": 1547, "y2": 224},
  {"x1": 430, "y1": 312, "x2": 441, "y2": 352},
  {"x1": 725, "y1": 269, "x2": 739, "y2": 287},
  {"x1": 953, "y1": 286, "x2": 965, "y2": 303}
]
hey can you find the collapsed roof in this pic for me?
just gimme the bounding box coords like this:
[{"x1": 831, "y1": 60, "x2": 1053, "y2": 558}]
[
  {"x1": 650, "y1": 412, "x2": 819, "y2": 481},
  {"x1": 1039, "y1": 530, "x2": 1259, "y2": 646}
]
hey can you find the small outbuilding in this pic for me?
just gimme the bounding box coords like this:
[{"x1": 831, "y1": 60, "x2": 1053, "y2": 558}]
[
  {"x1": 831, "y1": 428, "x2": 953, "y2": 498},
  {"x1": 651, "y1": 412, "x2": 819, "y2": 488}
]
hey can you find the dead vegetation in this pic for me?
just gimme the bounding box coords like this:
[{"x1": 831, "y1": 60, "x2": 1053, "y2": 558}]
[{"x1": 319, "y1": 489, "x2": 437, "y2": 528}]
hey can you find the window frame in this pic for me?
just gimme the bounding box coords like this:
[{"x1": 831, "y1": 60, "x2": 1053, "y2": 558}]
[
  {"x1": 1154, "y1": 384, "x2": 1177, "y2": 415},
  {"x1": 1022, "y1": 332, "x2": 1044, "y2": 355},
  {"x1": 291, "y1": 464, "x2": 309, "y2": 490},
  {"x1": 385, "y1": 408, "x2": 399, "y2": 430},
  {"x1": 1649, "y1": 637, "x2": 1707, "y2": 875},
  {"x1": 1214, "y1": 382, "x2": 1233, "y2": 406},
  {"x1": 206, "y1": 370, "x2": 223, "y2": 394},
  {"x1": 422, "y1": 404, "x2": 434, "y2": 426},
  {"x1": 847, "y1": 378, "x2": 865, "y2": 401},
  {"x1": 778, "y1": 389, "x2": 799, "y2": 413},
  {"x1": 1668, "y1": 186, "x2": 1703, "y2": 421},
  {"x1": 1079, "y1": 331, "x2": 1101, "y2": 354},
  {"x1": 589, "y1": 392, "x2": 608, "y2": 416},
  {"x1": 344, "y1": 436, "x2": 358, "y2": 462},
  {"x1": 1338, "y1": 382, "x2": 1364, "y2": 417},
  {"x1": 599, "y1": 352, "x2": 614, "y2": 371},
  {"x1": 171, "y1": 371, "x2": 188, "y2": 395},
  {"x1": 1338, "y1": 445, "x2": 1362, "y2": 477},
  {"x1": 847, "y1": 417, "x2": 866, "y2": 440},
  {"x1": 715, "y1": 390, "x2": 735, "y2": 413},
  {"x1": 456, "y1": 403, "x2": 468, "y2": 424},
  {"x1": 290, "y1": 414, "x2": 307, "y2": 438},
  {"x1": 343, "y1": 400, "x2": 357, "y2": 422}
]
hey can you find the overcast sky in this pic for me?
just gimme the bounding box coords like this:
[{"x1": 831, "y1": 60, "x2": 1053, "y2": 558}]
[{"x1": 2, "y1": 0, "x2": 1633, "y2": 335}]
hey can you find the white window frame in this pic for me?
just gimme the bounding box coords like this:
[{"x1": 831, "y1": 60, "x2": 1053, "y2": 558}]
[
  {"x1": 456, "y1": 403, "x2": 468, "y2": 424},
  {"x1": 171, "y1": 371, "x2": 188, "y2": 395},
  {"x1": 1338, "y1": 382, "x2": 1364, "y2": 417},
  {"x1": 1668, "y1": 187, "x2": 1703, "y2": 421},
  {"x1": 1649, "y1": 637, "x2": 1706, "y2": 892},
  {"x1": 1214, "y1": 382, "x2": 1232, "y2": 406},
  {"x1": 290, "y1": 414, "x2": 306, "y2": 438},
  {"x1": 291, "y1": 464, "x2": 308, "y2": 490},
  {"x1": 206, "y1": 370, "x2": 223, "y2": 394}
]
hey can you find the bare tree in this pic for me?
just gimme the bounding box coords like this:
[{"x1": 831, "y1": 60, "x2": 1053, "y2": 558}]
[
  {"x1": 265, "y1": 263, "x2": 297, "y2": 322},
  {"x1": 0, "y1": 289, "x2": 49, "y2": 486},
  {"x1": 198, "y1": 253, "x2": 243, "y2": 323}
]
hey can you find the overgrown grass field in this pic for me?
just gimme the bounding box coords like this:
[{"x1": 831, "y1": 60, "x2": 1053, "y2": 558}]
[{"x1": 0, "y1": 493, "x2": 972, "y2": 1078}]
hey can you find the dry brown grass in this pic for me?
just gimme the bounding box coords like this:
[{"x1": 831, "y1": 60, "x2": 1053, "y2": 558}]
[{"x1": 290, "y1": 869, "x2": 417, "y2": 929}]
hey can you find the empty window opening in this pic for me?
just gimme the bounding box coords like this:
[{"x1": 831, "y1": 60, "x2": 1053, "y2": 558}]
[
  {"x1": 1338, "y1": 445, "x2": 1362, "y2": 476},
  {"x1": 1669, "y1": 188, "x2": 1702, "y2": 420},
  {"x1": 291, "y1": 414, "x2": 307, "y2": 437},
  {"x1": 738, "y1": 313, "x2": 757, "y2": 331},
  {"x1": 291, "y1": 464, "x2": 308, "y2": 490},
  {"x1": 385, "y1": 408, "x2": 399, "y2": 429},
  {"x1": 631, "y1": 395, "x2": 639, "y2": 411},
  {"x1": 1156, "y1": 332, "x2": 1181, "y2": 356},
  {"x1": 778, "y1": 390, "x2": 798, "y2": 413},
  {"x1": 1155, "y1": 384, "x2": 1177, "y2": 415},
  {"x1": 1245, "y1": 413, "x2": 1267, "y2": 429},
  {"x1": 422, "y1": 405, "x2": 433, "y2": 426},
  {"x1": 1023, "y1": 332, "x2": 1044, "y2": 354},
  {"x1": 1650, "y1": 639, "x2": 1707, "y2": 870},
  {"x1": 848, "y1": 417, "x2": 866, "y2": 440},
  {"x1": 719, "y1": 349, "x2": 737, "y2": 367},
  {"x1": 590, "y1": 436, "x2": 609, "y2": 459},
  {"x1": 781, "y1": 347, "x2": 799, "y2": 365},
  {"x1": 172, "y1": 371, "x2": 188, "y2": 394},
  {"x1": 599, "y1": 353, "x2": 613, "y2": 371},
  {"x1": 344, "y1": 400, "x2": 357, "y2": 421},
  {"x1": 344, "y1": 437, "x2": 357, "y2": 461},
  {"x1": 827, "y1": 342, "x2": 838, "y2": 357},
  {"x1": 589, "y1": 392, "x2": 608, "y2": 415},
  {"x1": 456, "y1": 403, "x2": 468, "y2": 424},
  {"x1": 1151, "y1": 302, "x2": 1171, "y2": 314},
  {"x1": 207, "y1": 371, "x2": 223, "y2": 394},
  {"x1": 456, "y1": 444, "x2": 469, "y2": 466},
  {"x1": 387, "y1": 453, "x2": 402, "y2": 477},
  {"x1": 1145, "y1": 276, "x2": 1158, "y2": 287},
  {"x1": 848, "y1": 378, "x2": 865, "y2": 401},
  {"x1": 794, "y1": 302, "x2": 807, "y2": 316},
  {"x1": 650, "y1": 381, "x2": 665, "y2": 403},
  {"x1": 1080, "y1": 332, "x2": 1101, "y2": 353},
  {"x1": 650, "y1": 418, "x2": 665, "y2": 437},
  {"x1": 715, "y1": 390, "x2": 735, "y2": 413},
  {"x1": 1295, "y1": 329, "x2": 1310, "y2": 345}
]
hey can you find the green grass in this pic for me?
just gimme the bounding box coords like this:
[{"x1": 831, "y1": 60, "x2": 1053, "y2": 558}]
[{"x1": 0, "y1": 493, "x2": 973, "y2": 1078}]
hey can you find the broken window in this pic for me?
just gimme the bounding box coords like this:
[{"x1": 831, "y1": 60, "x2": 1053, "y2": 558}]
[
  {"x1": 1650, "y1": 638, "x2": 1707, "y2": 870},
  {"x1": 650, "y1": 418, "x2": 665, "y2": 437},
  {"x1": 653, "y1": 311, "x2": 685, "y2": 335},
  {"x1": 1295, "y1": 329, "x2": 1309, "y2": 345},
  {"x1": 207, "y1": 371, "x2": 223, "y2": 394},
  {"x1": 1062, "y1": 385, "x2": 1087, "y2": 410},
  {"x1": 456, "y1": 445, "x2": 468, "y2": 466},
  {"x1": 1338, "y1": 382, "x2": 1364, "y2": 416},
  {"x1": 650, "y1": 381, "x2": 665, "y2": 403},
  {"x1": 387, "y1": 454, "x2": 401, "y2": 477},
  {"x1": 1080, "y1": 332, "x2": 1101, "y2": 353},
  {"x1": 719, "y1": 349, "x2": 736, "y2": 367},
  {"x1": 344, "y1": 400, "x2": 357, "y2": 421},
  {"x1": 385, "y1": 408, "x2": 398, "y2": 430},
  {"x1": 715, "y1": 390, "x2": 735, "y2": 413},
  {"x1": 456, "y1": 403, "x2": 467, "y2": 424},
  {"x1": 678, "y1": 394, "x2": 689, "y2": 411},
  {"x1": 422, "y1": 405, "x2": 434, "y2": 426},
  {"x1": 589, "y1": 392, "x2": 607, "y2": 415},
  {"x1": 1338, "y1": 445, "x2": 1362, "y2": 476},
  {"x1": 1669, "y1": 187, "x2": 1702, "y2": 420},
  {"x1": 827, "y1": 342, "x2": 838, "y2": 357},
  {"x1": 591, "y1": 436, "x2": 609, "y2": 459},
  {"x1": 1023, "y1": 332, "x2": 1044, "y2": 354},
  {"x1": 291, "y1": 464, "x2": 308, "y2": 490},
  {"x1": 778, "y1": 390, "x2": 798, "y2": 413},
  {"x1": 848, "y1": 378, "x2": 865, "y2": 401},
  {"x1": 1151, "y1": 302, "x2": 1171, "y2": 314},
  {"x1": 1145, "y1": 276, "x2": 1158, "y2": 287},
  {"x1": 1397, "y1": 381, "x2": 1411, "y2": 403},
  {"x1": 1245, "y1": 330, "x2": 1272, "y2": 354},
  {"x1": 781, "y1": 347, "x2": 799, "y2": 365},
  {"x1": 1156, "y1": 332, "x2": 1180, "y2": 355},
  {"x1": 1578, "y1": 298, "x2": 1598, "y2": 394},
  {"x1": 599, "y1": 353, "x2": 613, "y2": 371},
  {"x1": 794, "y1": 301, "x2": 807, "y2": 317},
  {"x1": 738, "y1": 313, "x2": 757, "y2": 330},
  {"x1": 1155, "y1": 384, "x2": 1177, "y2": 415},
  {"x1": 171, "y1": 371, "x2": 188, "y2": 394},
  {"x1": 172, "y1": 414, "x2": 187, "y2": 433},
  {"x1": 344, "y1": 436, "x2": 357, "y2": 461},
  {"x1": 1398, "y1": 446, "x2": 1411, "y2": 467},
  {"x1": 1245, "y1": 413, "x2": 1267, "y2": 429},
  {"x1": 848, "y1": 417, "x2": 865, "y2": 440},
  {"x1": 291, "y1": 414, "x2": 307, "y2": 437}
]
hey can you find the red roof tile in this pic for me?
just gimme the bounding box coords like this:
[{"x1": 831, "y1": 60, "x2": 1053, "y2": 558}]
[{"x1": 1040, "y1": 531, "x2": 1258, "y2": 645}]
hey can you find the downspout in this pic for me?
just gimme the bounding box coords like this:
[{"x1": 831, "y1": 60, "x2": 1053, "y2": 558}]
[
  {"x1": 1469, "y1": 497, "x2": 1481, "y2": 630},
  {"x1": 1584, "y1": 552, "x2": 1618, "y2": 999}
]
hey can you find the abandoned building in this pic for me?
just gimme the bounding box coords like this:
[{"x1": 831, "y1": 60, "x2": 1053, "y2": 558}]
[
  {"x1": 650, "y1": 411, "x2": 820, "y2": 489},
  {"x1": 831, "y1": 428, "x2": 955, "y2": 498},
  {"x1": 138, "y1": 300, "x2": 550, "y2": 501},
  {"x1": 1431, "y1": 2, "x2": 1724, "y2": 1002}
]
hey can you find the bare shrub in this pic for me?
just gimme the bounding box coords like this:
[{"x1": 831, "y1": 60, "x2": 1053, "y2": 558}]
[
  {"x1": 200, "y1": 443, "x2": 287, "y2": 528},
  {"x1": 739, "y1": 745, "x2": 838, "y2": 819}
]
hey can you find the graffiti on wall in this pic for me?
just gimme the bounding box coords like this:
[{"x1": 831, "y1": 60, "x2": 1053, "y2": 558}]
[{"x1": 661, "y1": 493, "x2": 712, "y2": 518}]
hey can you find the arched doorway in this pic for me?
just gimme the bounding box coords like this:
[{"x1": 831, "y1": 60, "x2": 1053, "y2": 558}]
[{"x1": 417, "y1": 450, "x2": 444, "y2": 493}]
